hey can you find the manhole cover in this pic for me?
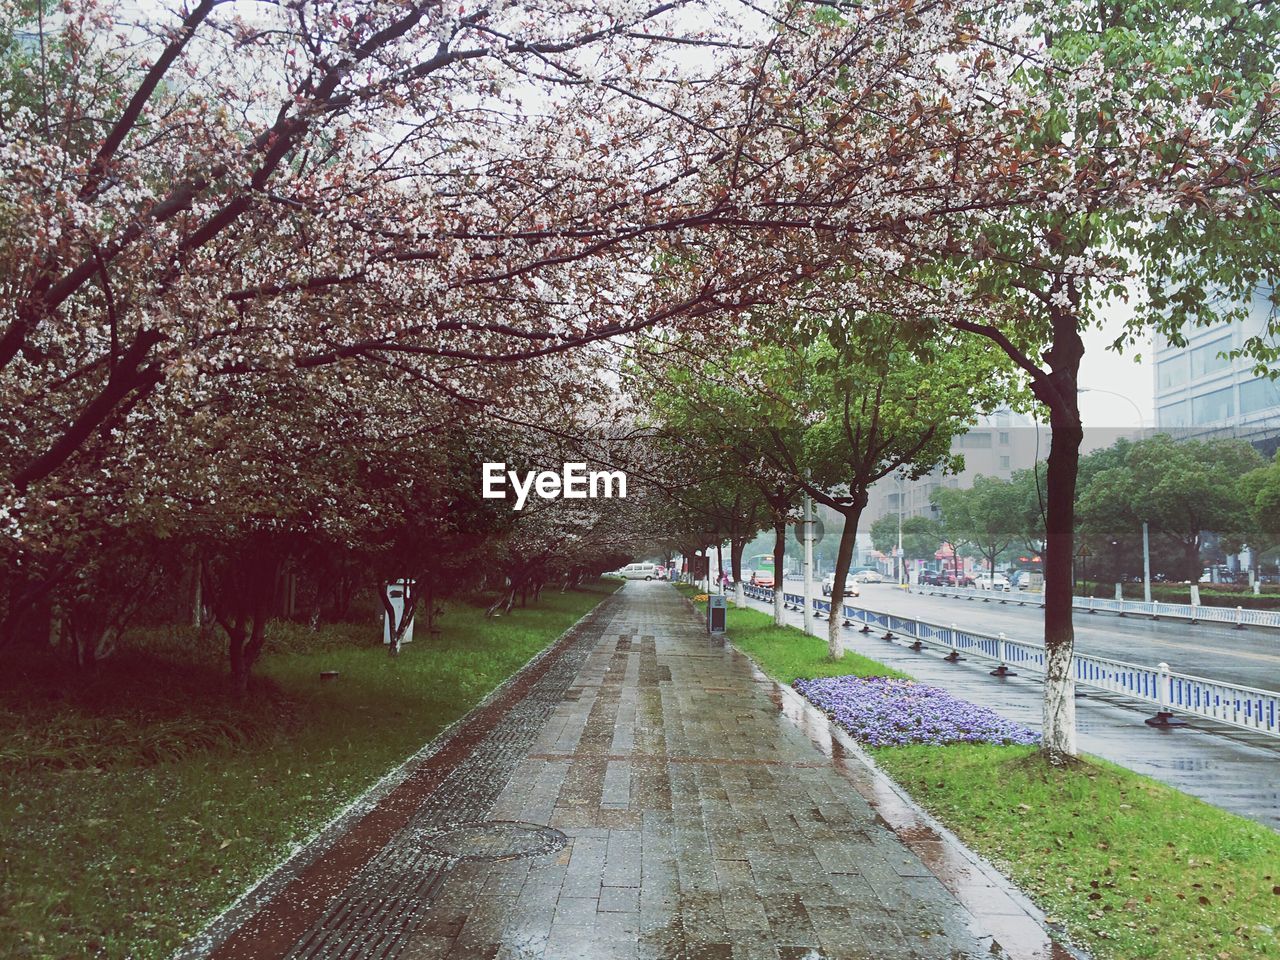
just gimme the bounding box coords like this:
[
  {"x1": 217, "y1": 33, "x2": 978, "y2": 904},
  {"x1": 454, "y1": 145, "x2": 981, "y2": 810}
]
[{"x1": 418, "y1": 821, "x2": 568, "y2": 862}]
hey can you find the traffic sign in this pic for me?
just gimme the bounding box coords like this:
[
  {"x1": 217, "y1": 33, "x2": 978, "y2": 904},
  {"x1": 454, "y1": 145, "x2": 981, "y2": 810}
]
[{"x1": 794, "y1": 518, "x2": 825, "y2": 546}]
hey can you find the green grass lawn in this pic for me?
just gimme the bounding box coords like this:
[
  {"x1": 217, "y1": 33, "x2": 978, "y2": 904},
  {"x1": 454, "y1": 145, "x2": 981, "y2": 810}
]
[
  {"x1": 680, "y1": 583, "x2": 1280, "y2": 960},
  {"x1": 875, "y1": 746, "x2": 1280, "y2": 960},
  {"x1": 0, "y1": 580, "x2": 618, "y2": 960},
  {"x1": 675, "y1": 583, "x2": 907, "y2": 681}
]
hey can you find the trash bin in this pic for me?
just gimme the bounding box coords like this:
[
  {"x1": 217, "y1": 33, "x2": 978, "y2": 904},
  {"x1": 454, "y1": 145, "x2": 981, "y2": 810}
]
[
  {"x1": 383, "y1": 579, "x2": 415, "y2": 645},
  {"x1": 707, "y1": 594, "x2": 727, "y2": 635}
]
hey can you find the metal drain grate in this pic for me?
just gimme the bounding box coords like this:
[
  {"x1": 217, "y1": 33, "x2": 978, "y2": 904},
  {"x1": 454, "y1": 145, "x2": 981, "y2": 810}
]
[{"x1": 416, "y1": 820, "x2": 568, "y2": 863}]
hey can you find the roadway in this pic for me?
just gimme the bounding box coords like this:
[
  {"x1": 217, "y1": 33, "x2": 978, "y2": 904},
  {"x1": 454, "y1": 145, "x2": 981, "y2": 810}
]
[{"x1": 829, "y1": 583, "x2": 1280, "y2": 692}]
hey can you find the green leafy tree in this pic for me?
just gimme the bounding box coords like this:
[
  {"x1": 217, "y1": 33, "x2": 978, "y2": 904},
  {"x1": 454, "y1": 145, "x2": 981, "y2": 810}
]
[
  {"x1": 745, "y1": 319, "x2": 1016, "y2": 659},
  {"x1": 912, "y1": 2, "x2": 1280, "y2": 759},
  {"x1": 932, "y1": 477, "x2": 1025, "y2": 580},
  {"x1": 629, "y1": 337, "x2": 802, "y2": 622},
  {"x1": 1078, "y1": 435, "x2": 1263, "y2": 581},
  {"x1": 870, "y1": 514, "x2": 940, "y2": 573}
]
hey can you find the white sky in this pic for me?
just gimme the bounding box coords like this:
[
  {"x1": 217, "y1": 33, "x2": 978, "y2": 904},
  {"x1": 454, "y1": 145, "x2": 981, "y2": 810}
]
[{"x1": 1078, "y1": 308, "x2": 1154, "y2": 431}]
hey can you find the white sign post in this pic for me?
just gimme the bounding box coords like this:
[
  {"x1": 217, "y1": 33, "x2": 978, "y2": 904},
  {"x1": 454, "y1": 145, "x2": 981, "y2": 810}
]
[{"x1": 382, "y1": 579, "x2": 415, "y2": 646}]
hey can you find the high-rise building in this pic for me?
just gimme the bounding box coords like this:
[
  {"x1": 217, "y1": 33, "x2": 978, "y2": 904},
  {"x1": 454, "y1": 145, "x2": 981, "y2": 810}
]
[
  {"x1": 863, "y1": 408, "x2": 1040, "y2": 527},
  {"x1": 1152, "y1": 285, "x2": 1280, "y2": 455}
]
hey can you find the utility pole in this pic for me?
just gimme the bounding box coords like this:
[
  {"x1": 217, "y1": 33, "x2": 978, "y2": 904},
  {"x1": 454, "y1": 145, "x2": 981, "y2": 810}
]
[
  {"x1": 1142, "y1": 521, "x2": 1152, "y2": 604},
  {"x1": 802, "y1": 495, "x2": 815, "y2": 635},
  {"x1": 895, "y1": 471, "x2": 905, "y2": 585}
]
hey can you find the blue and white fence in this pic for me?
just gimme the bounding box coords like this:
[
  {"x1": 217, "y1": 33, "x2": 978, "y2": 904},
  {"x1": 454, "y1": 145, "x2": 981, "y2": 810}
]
[
  {"x1": 914, "y1": 583, "x2": 1280, "y2": 631},
  {"x1": 740, "y1": 584, "x2": 1280, "y2": 738}
]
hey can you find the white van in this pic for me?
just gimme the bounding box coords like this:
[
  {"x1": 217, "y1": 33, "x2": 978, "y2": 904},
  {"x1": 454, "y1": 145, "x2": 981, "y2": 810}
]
[{"x1": 621, "y1": 562, "x2": 658, "y2": 581}]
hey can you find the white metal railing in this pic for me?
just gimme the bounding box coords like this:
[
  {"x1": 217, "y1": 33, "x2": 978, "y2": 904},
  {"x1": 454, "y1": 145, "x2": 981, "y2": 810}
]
[
  {"x1": 741, "y1": 584, "x2": 1279, "y2": 738},
  {"x1": 914, "y1": 583, "x2": 1280, "y2": 631}
]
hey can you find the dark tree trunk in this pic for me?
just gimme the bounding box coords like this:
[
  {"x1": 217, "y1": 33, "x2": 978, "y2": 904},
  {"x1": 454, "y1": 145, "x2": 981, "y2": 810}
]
[
  {"x1": 1184, "y1": 540, "x2": 1200, "y2": 582},
  {"x1": 227, "y1": 617, "x2": 250, "y2": 694},
  {"x1": 826, "y1": 502, "x2": 864, "y2": 659},
  {"x1": 1037, "y1": 319, "x2": 1085, "y2": 762},
  {"x1": 730, "y1": 536, "x2": 746, "y2": 607},
  {"x1": 772, "y1": 518, "x2": 786, "y2": 626}
]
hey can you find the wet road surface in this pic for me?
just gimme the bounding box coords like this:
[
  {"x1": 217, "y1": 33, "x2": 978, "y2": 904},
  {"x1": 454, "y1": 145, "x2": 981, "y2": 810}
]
[
  {"x1": 855, "y1": 585, "x2": 1279, "y2": 691},
  {"x1": 748, "y1": 586, "x2": 1280, "y2": 831},
  {"x1": 179, "y1": 583, "x2": 1070, "y2": 960}
]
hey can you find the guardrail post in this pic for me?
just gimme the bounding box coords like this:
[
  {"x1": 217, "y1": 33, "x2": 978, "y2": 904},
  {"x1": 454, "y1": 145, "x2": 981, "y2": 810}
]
[
  {"x1": 943, "y1": 623, "x2": 964, "y2": 662},
  {"x1": 1234, "y1": 606, "x2": 1246, "y2": 631},
  {"x1": 1087, "y1": 596, "x2": 1096, "y2": 615},
  {"x1": 1151, "y1": 600, "x2": 1160, "y2": 621},
  {"x1": 908, "y1": 620, "x2": 924, "y2": 652},
  {"x1": 1144, "y1": 662, "x2": 1188, "y2": 728},
  {"x1": 990, "y1": 633, "x2": 1017, "y2": 677}
]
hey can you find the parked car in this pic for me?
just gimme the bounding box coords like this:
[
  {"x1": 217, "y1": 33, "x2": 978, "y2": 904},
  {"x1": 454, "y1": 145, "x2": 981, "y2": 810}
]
[
  {"x1": 820, "y1": 575, "x2": 860, "y2": 598},
  {"x1": 918, "y1": 570, "x2": 946, "y2": 586},
  {"x1": 852, "y1": 569, "x2": 885, "y2": 584},
  {"x1": 944, "y1": 572, "x2": 975, "y2": 587},
  {"x1": 974, "y1": 573, "x2": 1011, "y2": 591}
]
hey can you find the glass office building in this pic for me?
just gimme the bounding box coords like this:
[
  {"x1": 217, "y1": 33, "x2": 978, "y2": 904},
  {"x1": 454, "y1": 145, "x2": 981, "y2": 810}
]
[{"x1": 1153, "y1": 286, "x2": 1280, "y2": 455}]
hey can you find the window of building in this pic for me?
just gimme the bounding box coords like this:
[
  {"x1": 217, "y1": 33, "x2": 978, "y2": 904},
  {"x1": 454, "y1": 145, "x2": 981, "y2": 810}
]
[
  {"x1": 1190, "y1": 337, "x2": 1233, "y2": 379},
  {"x1": 1240, "y1": 376, "x2": 1280, "y2": 416},
  {"x1": 998, "y1": 431, "x2": 1010, "y2": 445},
  {"x1": 999, "y1": 456, "x2": 1010, "y2": 469},
  {"x1": 958, "y1": 432, "x2": 992, "y2": 449},
  {"x1": 1157, "y1": 356, "x2": 1189, "y2": 390},
  {"x1": 1158, "y1": 400, "x2": 1190, "y2": 428},
  {"x1": 1191, "y1": 386, "x2": 1235, "y2": 425}
]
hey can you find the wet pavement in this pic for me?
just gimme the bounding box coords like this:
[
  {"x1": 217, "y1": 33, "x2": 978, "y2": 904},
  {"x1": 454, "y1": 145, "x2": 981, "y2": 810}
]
[
  {"x1": 745, "y1": 587, "x2": 1280, "y2": 831},
  {"x1": 179, "y1": 583, "x2": 1071, "y2": 960}
]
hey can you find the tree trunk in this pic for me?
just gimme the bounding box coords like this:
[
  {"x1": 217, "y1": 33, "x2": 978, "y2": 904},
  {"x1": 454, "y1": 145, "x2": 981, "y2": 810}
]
[
  {"x1": 731, "y1": 537, "x2": 746, "y2": 607},
  {"x1": 1039, "y1": 329, "x2": 1085, "y2": 763},
  {"x1": 1184, "y1": 540, "x2": 1200, "y2": 582},
  {"x1": 827, "y1": 506, "x2": 861, "y2": 660},
  {"x1": 191, "y1": 559, "x2": 203, "y2": 628},
  {"x1": 715, "y1": 541, "x2": 724, "y2": 585},
  {"x1": 228, "y1": 619, "x2": 250, "y2": 695},
  {"x1": 772, "y1": 518, "x2": 786, "y2": 626}
]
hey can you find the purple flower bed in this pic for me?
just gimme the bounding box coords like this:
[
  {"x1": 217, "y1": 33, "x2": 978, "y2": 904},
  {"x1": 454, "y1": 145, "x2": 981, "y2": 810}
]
[{"x1": 794, "y1": 675, "x2": 1039, "y2": 748}]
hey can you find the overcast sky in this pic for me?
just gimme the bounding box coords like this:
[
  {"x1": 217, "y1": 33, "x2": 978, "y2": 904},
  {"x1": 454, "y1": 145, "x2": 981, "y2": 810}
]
[{"x1": 1078, "y1": 309, "x2": 1154, "y2": 431}]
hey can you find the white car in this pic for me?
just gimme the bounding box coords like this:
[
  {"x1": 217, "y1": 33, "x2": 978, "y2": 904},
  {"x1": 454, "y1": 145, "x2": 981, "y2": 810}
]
[
  {"x1": 619, "y1": 562, "x2": 659, "y2": 581},
  {"x1": 820, "y1": 575, "x2": 860, "y2": 598},
  {"x1": 974, "y1": 574, "x2": 1011, "y2": 591},
  {"x1": 852, "y1": 570, "x2": 885, "y2": 584}
]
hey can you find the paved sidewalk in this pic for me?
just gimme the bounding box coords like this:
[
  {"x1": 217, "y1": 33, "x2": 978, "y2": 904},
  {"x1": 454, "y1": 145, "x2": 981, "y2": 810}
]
[{"x1": 182, "y1": 583, "x2": 1068, "y2": 960}]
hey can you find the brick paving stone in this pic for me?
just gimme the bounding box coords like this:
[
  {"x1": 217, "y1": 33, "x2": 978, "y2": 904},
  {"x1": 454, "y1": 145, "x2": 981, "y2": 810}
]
[{"x1": 184, "y1": 583, "x2": 1070, "y2": 960}]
